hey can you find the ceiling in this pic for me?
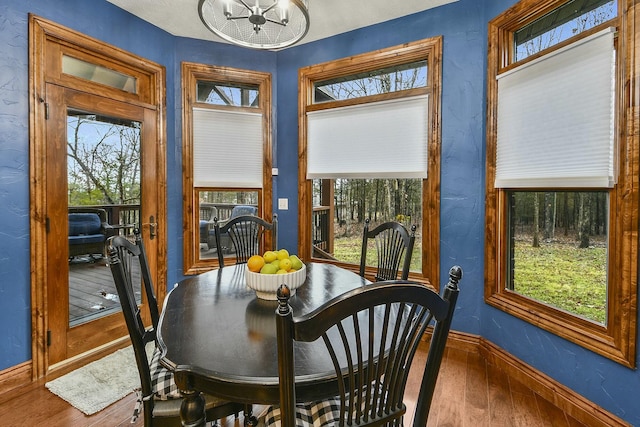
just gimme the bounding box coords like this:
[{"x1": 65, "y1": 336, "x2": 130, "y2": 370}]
[{"x1": 106, "y1": 0, "x2": 458, "y2": 47}]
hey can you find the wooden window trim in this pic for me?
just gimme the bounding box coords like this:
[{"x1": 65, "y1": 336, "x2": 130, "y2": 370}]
[
  {"x1": 182, "y1": 62, "x2": 273, "y2": 275},
  {"x1": 37, "y1": 24, "x2": 158, "y2": 107},
  {"x1": 484, "y1": 0, "x2": 638, "y2": 367},
  {"x1": 298, "y1": 37, "x2": 442, "y2": 288}
]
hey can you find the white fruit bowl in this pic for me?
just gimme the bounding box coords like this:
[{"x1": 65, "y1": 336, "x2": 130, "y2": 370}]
[{"x1": 246, "y1": 264, "x2": 306, "y2": 300}]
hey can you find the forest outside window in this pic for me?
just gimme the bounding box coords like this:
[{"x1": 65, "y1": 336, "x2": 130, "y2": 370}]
[
  {"x1": 182, "y1": 62, "x2": 272, "y2": 274},
  {"x1": 485, "y1": 0, "x2": 638, "y2": 366},
  {"x1": 298, "y1": 38, "x2": 442, "y2": 286},
  {"x1": 506, "y1": 190, "x2": 609, "y2": 324}
]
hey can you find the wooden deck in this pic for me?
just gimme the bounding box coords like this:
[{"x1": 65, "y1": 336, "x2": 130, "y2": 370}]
[{"x1": 68, "y1": 255, "x2": 140, "y2": 326}]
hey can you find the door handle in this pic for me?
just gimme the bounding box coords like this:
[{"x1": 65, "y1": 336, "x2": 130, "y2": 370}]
[{"x1": 143, "y1": 215, "x2": 157, "y2": 240}]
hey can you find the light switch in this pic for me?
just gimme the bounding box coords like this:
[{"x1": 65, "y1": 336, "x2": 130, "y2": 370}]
[{"x1": 278, "y1": 198, "x2": 288, "y2": 210}]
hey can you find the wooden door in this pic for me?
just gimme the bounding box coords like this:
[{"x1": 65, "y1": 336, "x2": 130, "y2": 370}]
[{"x1": 45, "y1": 84, "x2": 159, "y2": 365}]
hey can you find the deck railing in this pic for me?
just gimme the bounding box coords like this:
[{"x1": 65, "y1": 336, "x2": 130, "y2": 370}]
[
  {"x1": 70, "y1": 204, "x2": 141, "y2": 235},
  {"x1": 72, "y1": 204, "x2": 335, "y2": 256},
  {"x1": 199, "y1": 203, "x2": 253, "y2": 222},
  {"x1": 312, "y1": 206, "x2": 333, "y2": 256}
]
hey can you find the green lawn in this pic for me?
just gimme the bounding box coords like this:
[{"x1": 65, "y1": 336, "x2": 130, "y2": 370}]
[
  {"x1": 332, "y1": 235, "x2": 607, "y2": 324},
  {"x1": 513, "y1": 241, "x2": 607, "y2": 324},
  {"x1": 333, "y1": 236, "x2": 423, "y2": 273}
]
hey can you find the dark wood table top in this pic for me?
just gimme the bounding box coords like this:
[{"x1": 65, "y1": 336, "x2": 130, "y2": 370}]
[{"x1": 157, "y1": 262, "x2": 369, "y2": 404}]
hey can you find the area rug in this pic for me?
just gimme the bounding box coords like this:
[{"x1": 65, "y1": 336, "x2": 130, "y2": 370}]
[{"x1": 45, "y1": 346, "x2": 142, "y2": 415}]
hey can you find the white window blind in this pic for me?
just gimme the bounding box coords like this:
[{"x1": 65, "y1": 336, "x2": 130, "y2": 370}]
[
  {"x1": 306, "y1": 95, "x2": 429, "y2": 179},
  {"x1": 495, "y1": 27, "x2": 616, "y2": 188},
  {"x1": 192, "y1": 107, "x2": 263, "y2": 188}
]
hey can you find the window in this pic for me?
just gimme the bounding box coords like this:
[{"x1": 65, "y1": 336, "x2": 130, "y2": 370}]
[
  {"x1": 506, "y1": 190, "x2": 609, "y2": 324},
  {"x1": 182, "y1": 62, "x2": 273, "y2": 274},
  {"x1": 298, "y1": 38, "x2": 442, "y2": 286},
  {"x1": 62, "y1": 55, "x2": 137, "y2": 93},
  {"x1": 196, "y1": 81, "x2": 260, "y2": 106},
  {"x1": 513, "y1": 0, "x2": 616, "y2": 61},
  {"x1": 313, "y1": 60, "x2": 427, "y2": 102},
  {"x1": 485, "y1": 0, "x2": 638, "y2": 367}
]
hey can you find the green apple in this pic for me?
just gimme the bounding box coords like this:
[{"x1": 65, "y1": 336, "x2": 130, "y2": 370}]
[
  {"x1": 260, "y1": 263, "x2": 278, "y2": 274},
  {"x1": 289, "y1": 255, "x2": 303, "y2": 271}
]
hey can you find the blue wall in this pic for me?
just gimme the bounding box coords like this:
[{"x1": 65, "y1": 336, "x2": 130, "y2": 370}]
[
  {"x1": 0, "y1": 0, "x2": 175, "y2": 370},
  {"x1": 0, "y1": 1, "x2": 31, "y2": 374},
  {"x1": 0, "y1": 0, "x2": 638, "y2": 424},
  {"x1": 274, "y1": 0, "x2": 489, "y2": 336}
]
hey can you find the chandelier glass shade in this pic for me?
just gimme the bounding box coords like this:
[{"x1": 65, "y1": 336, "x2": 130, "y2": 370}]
[{"x1": 198, "y1": 0, "x2": 310, "y2": 50}]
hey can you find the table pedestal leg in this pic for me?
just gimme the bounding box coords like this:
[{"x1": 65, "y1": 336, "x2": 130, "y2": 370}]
[
  {"x1": 244, "y1": 404, "x2": 258, "y2": 426},
  {"x1": 180, "y1": 389, "x2": 206, "y2": 427}
]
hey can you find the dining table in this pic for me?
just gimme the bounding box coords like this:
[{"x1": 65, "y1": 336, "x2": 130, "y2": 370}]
[{"x1": 156, "y1": 261, "x2": 370, "y2": 425}]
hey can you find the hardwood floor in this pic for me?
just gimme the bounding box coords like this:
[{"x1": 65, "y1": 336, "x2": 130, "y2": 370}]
[{"x1": 0, "y1": 344, "x2": 587, "y2": 427}]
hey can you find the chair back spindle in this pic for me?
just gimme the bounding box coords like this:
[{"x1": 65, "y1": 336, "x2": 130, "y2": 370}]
[
  {"x1": 214, "y1": 213, "x2": 277, "y2": 266},
  {"x1": 107, "y1": 231, "x2": 158, "y2": 425},
  {"x1": 360, "y1": 219, "x2": 417, "y2": 281},
  {"x1": 108, "y1": 231, "x2": 245, "y2": 426},
  {"x1": 273, "y1": 265, "x2": 462, "y2": 427}
]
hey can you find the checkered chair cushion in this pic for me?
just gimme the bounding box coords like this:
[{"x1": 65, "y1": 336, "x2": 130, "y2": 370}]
[
  {"x1": 149, "y1": 347, "x2": 182, "y2": 400},
  {"x1": 263, "y1": 398, "x2": 340, "y2": 427}
]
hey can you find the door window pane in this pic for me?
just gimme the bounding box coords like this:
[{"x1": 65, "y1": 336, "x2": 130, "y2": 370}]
[
  {"x1": 63, "y1": 55, "x2": 137, "y2": 93},
  {"x1": 67, "y1": 110, "x2": 141, "y2": 326}
]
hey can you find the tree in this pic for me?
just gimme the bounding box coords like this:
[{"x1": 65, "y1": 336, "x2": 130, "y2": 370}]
[
  {"x1": 67, "y1": 114, "x2": 141, "y2": 206},
  {"x1": 532, "y1": 193, "x2": 540, "y2": 248},
  {"x1": 543, "y1": 192, "x2": 555, "y2": 241},
  {"x1": 578, "y1": 193, "x2": 592, "y2": 248}
]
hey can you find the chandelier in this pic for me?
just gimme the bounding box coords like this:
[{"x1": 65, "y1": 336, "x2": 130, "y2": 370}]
[{"x1": 198, "y1": 0, "x2": 310, "y2": 50}]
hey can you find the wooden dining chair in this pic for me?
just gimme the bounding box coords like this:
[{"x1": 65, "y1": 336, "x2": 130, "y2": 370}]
[
  {"x1": 360, "y1": 218, "x2": 417, "y2": 281},
  {"x1": 107, "y1": 231, "x2": 245, "y2": 427},
  {"x1": 214, "y1": 213, "x2": 277, "y2": 267},
  {"x1": 269, "y1": 265, "x2": 462, "y2": 427}
]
